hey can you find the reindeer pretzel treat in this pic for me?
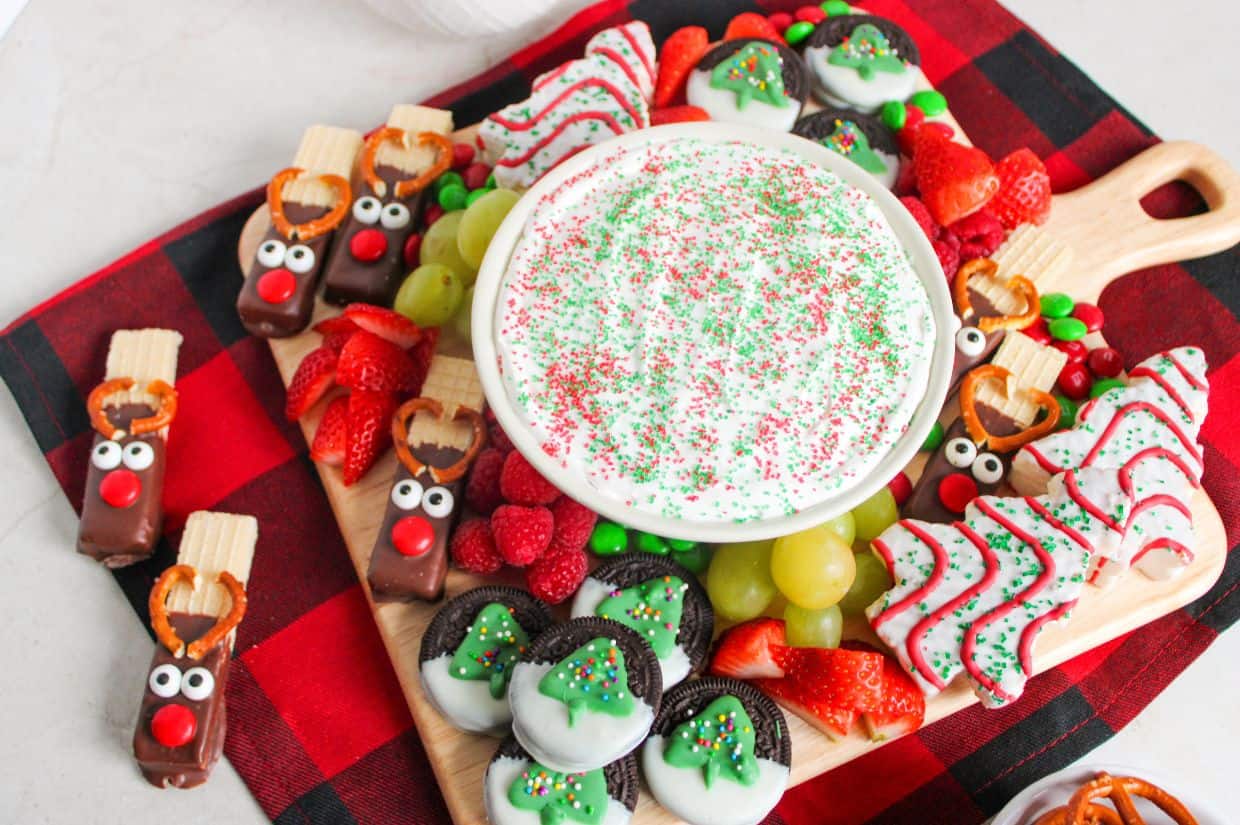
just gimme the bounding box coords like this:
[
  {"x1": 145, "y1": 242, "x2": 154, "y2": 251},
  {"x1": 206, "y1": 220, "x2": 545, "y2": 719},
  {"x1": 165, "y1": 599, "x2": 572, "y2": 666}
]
[
  {"x1": 947, "y1": 257, "x2": 1042, "y2": 397},
  {"x1": 237, "y1": 125, "x2": 363, "y2": 338},
  {"x1": 1030, "y1": 771, "x2": 1199, "y2": 825},
  {"x1": 77, "y1": 329, "x2": 182, "y2": 567},
  {"x1": 134, "y1": 511, "x2": 257, "y2": 789}
]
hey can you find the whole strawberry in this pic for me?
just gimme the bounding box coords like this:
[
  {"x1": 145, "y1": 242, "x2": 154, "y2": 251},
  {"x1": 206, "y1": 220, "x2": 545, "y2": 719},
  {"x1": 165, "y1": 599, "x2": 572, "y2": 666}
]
[
  {"x1": 499, "y1": 451, "x2": 561, "y2": 506},
  {"x1": 491, "y1": 504, "x2": 554, "y2": 566},
  {"x1": 526, "y1": 545, "x2": 589, "y2": 604},
  {"x1": 914, "y1": 129, "x2": 999, "y2": 226},
  {"x1": 986, "y1": 147, "x2": 1052, "y2": 229},
  {"x1": 548, "y1": 497, "x2": 598, "y2": 554},
  {"x1": 450, "y1": 518, "x2": 504, "y2": 574},
  {"x1": 465, "y1": 448, "x2": 506, "y2": 515}
]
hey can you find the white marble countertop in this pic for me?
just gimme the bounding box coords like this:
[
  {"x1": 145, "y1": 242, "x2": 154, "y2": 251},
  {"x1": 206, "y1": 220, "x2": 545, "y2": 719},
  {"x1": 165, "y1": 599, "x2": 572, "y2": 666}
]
[{"x1": 0, "y1": 1, "x2": 1236, "y2": 823}]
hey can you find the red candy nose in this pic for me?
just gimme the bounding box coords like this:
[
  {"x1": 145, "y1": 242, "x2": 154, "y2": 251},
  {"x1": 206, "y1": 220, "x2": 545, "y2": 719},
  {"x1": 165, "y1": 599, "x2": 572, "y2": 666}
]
[
  {"x1": 938, "y1": 473, "x2": 979, "y2": 514},
  {"x1": 350, "y1": 228, "x2": 388, "y2": 262},
  {"x1": 392, "y1": 516, "x2": 435, "y2": 557},
  {"x1": 151, "y1": 704, "x2": 197, "y2": 748},
  {"x1": 257, "y1": 268, "x2": 296, "y2": 304},
  {"x1": 99, "y1": 469, "x2": 141, "y2": 508}
]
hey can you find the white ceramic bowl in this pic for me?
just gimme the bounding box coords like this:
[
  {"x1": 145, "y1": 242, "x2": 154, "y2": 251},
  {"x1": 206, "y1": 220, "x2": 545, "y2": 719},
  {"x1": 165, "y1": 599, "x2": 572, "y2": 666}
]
[{"x1": 472, "y1": 123, "x2": 958, "y2": 542}]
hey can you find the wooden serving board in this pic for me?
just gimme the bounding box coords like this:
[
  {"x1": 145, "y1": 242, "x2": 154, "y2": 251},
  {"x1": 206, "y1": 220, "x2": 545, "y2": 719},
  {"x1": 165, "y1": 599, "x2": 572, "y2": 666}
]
[{"x1": 239, "y1": 104, "x2": 1240, "y2": 823}]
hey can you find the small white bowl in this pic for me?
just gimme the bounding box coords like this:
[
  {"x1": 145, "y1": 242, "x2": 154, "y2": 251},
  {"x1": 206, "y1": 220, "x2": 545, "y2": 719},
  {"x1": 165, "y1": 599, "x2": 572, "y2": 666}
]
[{"x1": 472, "y1": 123, "x2": 957, "y2": 542}]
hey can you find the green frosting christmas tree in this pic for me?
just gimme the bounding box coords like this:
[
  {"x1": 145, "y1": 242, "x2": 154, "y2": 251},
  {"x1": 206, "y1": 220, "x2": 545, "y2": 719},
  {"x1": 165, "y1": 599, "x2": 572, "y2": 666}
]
[
  {"x1": 537, "y1": 638, "x2": 635, "y2": 726},
  {"x1": 821, "y1": 119, "x2": 888, "y2": 174},
  {"x1": 827, "y1": 23, "x2": 907, "y2": 80},
  {"x1": 508, "y1": 762, "x2": 610, "y2": 825},
  {"x1": 448, "y1": 602, "x2": 529, "y2": 700},
  {"x1": 594, "y1": 575, "x2": 687, "y2": 659},
  {"x1": 663, "y1": 695, "x2": 760, "y2": 789},
  {"x1": 709, "y1": 41, "x2": 789, "y2": 110}
]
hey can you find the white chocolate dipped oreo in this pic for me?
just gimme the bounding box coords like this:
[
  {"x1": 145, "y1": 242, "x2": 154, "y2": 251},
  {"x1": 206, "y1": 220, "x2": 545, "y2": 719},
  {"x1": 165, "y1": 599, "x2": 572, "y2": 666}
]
[
  {"x1": 803, "y1": 15, "x2": 920, "y2": 113},
  {"x1": 793, "y1": 107, "x2": 901, "y2": 188},
  {"x1": 686, "y1": 39, "x2": 808, "y2": 132}
]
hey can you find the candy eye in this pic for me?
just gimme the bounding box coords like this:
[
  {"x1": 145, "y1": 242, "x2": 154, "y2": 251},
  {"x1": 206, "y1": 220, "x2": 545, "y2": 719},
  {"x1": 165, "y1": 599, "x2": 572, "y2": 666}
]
[
  {"x1": 422, "y1": 486, "x2": 455, "y2": 519},
  {"x1": 257, "y1": 239, "x2": 286, "y2": 269},
  {"x1": 122, "y1": 441, "x2": 155, "y2": 471},
  {"x1": 380, "y1": 202, "x2": 411, "y2": 230},
  {"x1": 390, "y1": 479, "x2": 423, "y2": 510},
  {"x1": 181, "y1": 667, "x2": 215, "y2": 701},
  {"x1": 944, "y1": 437, "x2": 978, "y2": 469},
  {"x1": 972, "y1": 452, "x2": 1004, "y2": 484},
  {"x1": 284, "y1": 244, "x2": 315, "y2": 274},
  {"x1": 149, "y1": 664, "x2": 182, "y2": 698},
  {"x1": 92, "y1": 440, "x2": 123, "y2": 470},
  {"x1": 955, "y1": 326, "x2": 986, "y2": 358},
  {"x1": 352, "y1": 196, "x2": 382, "y2": 224}
]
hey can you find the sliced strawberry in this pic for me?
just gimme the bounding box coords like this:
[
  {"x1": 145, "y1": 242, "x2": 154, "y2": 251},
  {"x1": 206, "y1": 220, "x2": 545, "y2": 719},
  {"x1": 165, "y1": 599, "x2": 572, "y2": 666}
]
[
  {"x1": 337, "y1": 330, "x2": 417, "y2": 393},
  {"x1": 823, "y1": 647, "x2": 884, "y2": 714},
  {"x1": 709, "y1": 618, "x2": 789, "y2": 680},
  {"x1": 343, "y1": 390, "x2": 399, "y2": 486},
  {"x1": 723, "y1": 12, "x2": 783, "y2": 43},
  {"x1": 343, "y1": 303, "x2": 423, "y2": 349},
  {"x1": 651, "y1": 105, "x2": 711, "y2": 126},
  {"x1": 310, "y1": 395, "x2": 348, "y2": 466},
  {"x1": 753, "y1": 676, "x2": 856, "y2": 740},
  {"x1": 313, "y1": 315, "x2": 361, "y2": 337},
  {"x1": 985, "y1": 147, "x2": 1052, "y2": 230},
  {"x1": 654, "y1": 26, "x2": 709, "y2": 108},
  {"x1": 914, "y1": 129, "x2": 999, "y2": 226},
  {"x1": 860, "y1": 648, "x2": 926, "y2": 742},
  {"x1": 284, "y1": 346, "x2": 338, "y2": 421}
]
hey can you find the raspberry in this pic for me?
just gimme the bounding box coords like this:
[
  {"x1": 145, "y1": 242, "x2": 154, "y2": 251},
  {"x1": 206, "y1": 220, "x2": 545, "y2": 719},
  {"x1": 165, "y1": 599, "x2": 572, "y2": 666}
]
[
  {"x1": 949, "y1": 211, "x2": 1006, "y2": 261},
  {"x1": 465, "y1": 448, "x2": 506, "y2": 515},
  {"x1": 491, "y1": 504, "x2": 554, "y2": 566},
  {"x1": 933, "y1": 228, "x2": 961, "y2": 281},
  {"x1": 526, "y1": 545, "x2": 589, "y2": 604},
  {"x1": 499, "y1": 451, "x2": 561, "y2": 506},
  {"x1": 450, "y1": 519, "x2": 503, "y2": 574},
  {"x1": 484, "y1": 408, "x2": 515, "y2": 454},
  {"x1": 899, "y1": 196, "x2": 939, "y2": 243},
  {"x1": 548, "y1": 497, "x2": 598, "y2": 554}
]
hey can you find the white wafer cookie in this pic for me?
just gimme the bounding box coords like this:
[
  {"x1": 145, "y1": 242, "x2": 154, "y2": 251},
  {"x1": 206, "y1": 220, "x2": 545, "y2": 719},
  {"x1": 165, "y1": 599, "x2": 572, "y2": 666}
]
[
  {"x1": 992, "y1": 224, "x2": 1073, "y2": 288},
  {"x1": 103, "y1": 328, "x2": 183, "y2": 419},
  {"x1": 973, "y1": 331, "x2": 1067, "y2": 426},
  {"x1": 969, "y1": 271, "x2": 1029, "y2": 317},
  {"x1": 405, "y1": 354, "x2": 485, "y2": 450},
  {"x1": 282, "y1": 125, "x2": 364, "y2": 208},
  {"x1": 166, "y1": 511, "x2": 258, "y2": 623},
  {"x1": 377, "y1": 105, "x2": 455, "y2": 175}
]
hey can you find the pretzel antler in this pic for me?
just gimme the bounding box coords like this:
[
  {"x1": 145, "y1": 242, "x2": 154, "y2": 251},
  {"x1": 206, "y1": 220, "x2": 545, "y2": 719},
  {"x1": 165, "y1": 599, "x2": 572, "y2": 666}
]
[
  {"x1": 87, "y1": 378, "x2": 178, "y2": 439},
  {"x1": 267, "y1": 167, "x2": 351, "y2": 242},
  {"x1": 149, "y1": 565, "x2": 248, "y2": 660},
  {"x1": 960, "y1": 364, "x2": 1060, "y2": 453},
  {"x1": 361, "y1": 128, "x2": 454, "y2": 200},
  {"x1": 391, "y1": 397, "x2": 488, "y2": 484},
  {"x1": 953, "y1": 257, "x2": 1040, "y2": 333}
]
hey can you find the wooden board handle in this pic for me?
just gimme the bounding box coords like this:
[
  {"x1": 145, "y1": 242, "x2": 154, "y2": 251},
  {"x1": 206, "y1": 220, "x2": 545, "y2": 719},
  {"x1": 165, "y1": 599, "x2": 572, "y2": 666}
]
[{"x1": 1048, "y1": 141, "x2": 1240, "y2": 283}]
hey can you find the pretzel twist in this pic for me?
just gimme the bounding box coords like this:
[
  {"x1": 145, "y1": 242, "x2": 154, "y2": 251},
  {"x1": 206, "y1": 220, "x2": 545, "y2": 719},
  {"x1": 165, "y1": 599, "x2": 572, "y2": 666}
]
[
  {"x1": 953, "y1": 257, "x2": 1040, "y2": 333},
  {"x1": 959, "y1": 363, "x2": 1060, "y2": 453},
  {"x1": 391, "y1": 397, "x2": 487, "y2": 484},
  {"x1": 361, "y1": 128, "x2": 454, "y2": 200},
  {"x1": 149, "y1": 565, "x2": 248, "y2": 660},
  {"x1": 267, "y1": 167, "x2": 351, "y2": 242},
  {"x1": 87, "y1": 377, "x2": 178, "y2": 439}
]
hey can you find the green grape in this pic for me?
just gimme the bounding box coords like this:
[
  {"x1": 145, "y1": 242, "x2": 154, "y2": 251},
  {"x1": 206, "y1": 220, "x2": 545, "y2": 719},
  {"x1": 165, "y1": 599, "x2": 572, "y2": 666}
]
[
  {"x1": 822, "y1": 511, "x2": 856, "y2": 547},
  {"x1": 770, "y1": 525, "x2": 856, "y2": 609},
  {"x1": 419, "y1": 210, "x2": 477, "y2": 284},
  {"x1": 837, "y1": 551, "x2": 893, "y2": 616},
  {"x1": 451, "y1": 286, "x2": 474, "y2": 344},
  {"x1": 706, "y1": 540, "x2": 777, "y2": 621},
  {"x1": 671, "y1": 543, "x2": 712, "y2": 574},
  {"x1": 457, "y1": 188, "x2": 521, "y2": 271},
  {"x1": 783, "y1": 603, "x2": 842, "y2": 648},
  {"x1": 851, "y1": 486, "x2": 899, "y2": 543},
  {"x1": 394, "y1": 264, "x2": 464, "y2": 328}
]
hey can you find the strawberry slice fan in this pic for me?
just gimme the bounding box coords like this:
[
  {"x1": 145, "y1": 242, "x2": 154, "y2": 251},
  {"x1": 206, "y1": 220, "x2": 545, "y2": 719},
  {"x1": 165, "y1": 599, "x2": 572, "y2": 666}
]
[{"x1": 2, "y1": 1, "x2": 1239, "y2": 825}]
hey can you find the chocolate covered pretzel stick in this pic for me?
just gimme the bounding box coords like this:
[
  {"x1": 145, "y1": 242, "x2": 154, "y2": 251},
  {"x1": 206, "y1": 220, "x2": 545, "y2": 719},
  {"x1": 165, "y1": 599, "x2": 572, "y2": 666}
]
[
  {"x1": 322, "y1": 104, "x2": 454, "y2": 306},
  {"x1": 237, "y1": 125, "x2": 362, "y2": 338},
  {"x1": 78, "y1": 329, "x2": 183, "y2": 566},
  {"x1": 133, "y1": 511, "x2": 258, "y2": 789}
]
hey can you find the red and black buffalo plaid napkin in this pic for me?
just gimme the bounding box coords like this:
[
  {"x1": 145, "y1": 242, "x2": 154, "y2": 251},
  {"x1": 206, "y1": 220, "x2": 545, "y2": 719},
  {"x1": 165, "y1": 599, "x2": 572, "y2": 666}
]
[{"x1": 3, "y1": 1, "x2": 1238, "y2": 823}]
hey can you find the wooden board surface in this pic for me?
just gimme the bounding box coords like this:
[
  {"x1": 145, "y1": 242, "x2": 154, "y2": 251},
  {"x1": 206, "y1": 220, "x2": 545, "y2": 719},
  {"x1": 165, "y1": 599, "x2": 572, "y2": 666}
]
[{"x1": 239, "y1": 98, "x2": 1240, "y2": 824}]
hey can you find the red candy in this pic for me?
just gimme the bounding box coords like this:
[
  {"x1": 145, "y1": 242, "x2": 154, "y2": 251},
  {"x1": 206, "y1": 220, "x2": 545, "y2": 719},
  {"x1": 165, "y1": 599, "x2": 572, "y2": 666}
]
[
  {"x1": 1072, "y1": 302, "x2": 1105, "y2": 333},
  {"x1": 100, "y1": 469, "x2": 141, "y2": 508},
  {"x1": 1022, "y1": 316, "x2": 1052, "y2": 345},
  {"x1": 1052, "y1": 339, "x2": 1088, "y2": 363},
  {"x1": 767, "y1": 12, "x2": 794, "y2": 30},
  {"x1": 1087, "y1": 346, "x2": 1124, "y2": 378},
  {"x1": 1057, "y1": 361, "x2": 1093, "y2": 400},
  {"x1": 151, "y1": 704, "x2": 197, "y2": 748},
  {"x1": 256, "y1": 269, "x2": 296, "y2": 304},
  {"x1": 888, "y1": 471, "x2": 913, "y2": 506},
  {"x1": 403, "y1": 233, "x2": 423, "y2": 269},
  {"x1": 795, "y1": 5, "x2": 826, "y2": 23},
  {"x1": 451, "y1": 142, "x2": 475, "y2": 170},
  {"x1": 462, "y1": 162, "x2": 491, "y2": 191},
  {"x1": 349, "y1": 227, "x2": 388, "y2": 262},
  {"x1": 895, "y1": 105, "x2": 925, "y2": 156},
  {"x1": 392, "y1": 515, "x2": 435, "y2": 557},
  {"x1": 938, "y1": 473, "x2": 978, "y2": 514},
  {"x1": 423, "y1": 203, "x2": 445, "y2": 227}
]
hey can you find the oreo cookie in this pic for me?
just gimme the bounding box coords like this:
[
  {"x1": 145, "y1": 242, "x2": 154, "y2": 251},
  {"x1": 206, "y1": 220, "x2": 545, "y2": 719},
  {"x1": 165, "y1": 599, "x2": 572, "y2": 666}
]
[
  {"x1": 484, "y1": 736, "x2": 639, "y2": 825},
  {"x1": 641, "y1": 677, "x2": 791, "y2": 825},
  {"x1": 419, "y1": 586, "x2": 554, "y2": 735},
  {"x1": 570, "y1": 555, "x2": 713, "y2": 689},
  {"x1": 686, "y1": 39, "x2": 809, "y2": 132},
  {"x1": 509, "y1": 617, "x2": 662, "y2": 773},
  {"x1": 793, "y1": 108, "x2": 901, "y2": 188},
  {"x1": 803, "y1": 14, "x2": 921, "y2": 113}
]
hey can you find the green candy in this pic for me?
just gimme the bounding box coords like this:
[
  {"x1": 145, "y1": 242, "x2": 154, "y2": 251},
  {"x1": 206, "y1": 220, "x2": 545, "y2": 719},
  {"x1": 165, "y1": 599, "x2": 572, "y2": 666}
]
[
  {"x1": 589, "y1": 522, "x2": 629, "y2": 556},
  {"x1": 1090, "y1": 377, "x2": 1126, "y2": 399},
  {"x1": 1040, "y1": 292, "x2": 1075, "y2": 319},
  {"x1": 636, "y1": 531, "x2": 670, "y2": 555},
  {"x1": 1055, "y1": 394, "x2": 1078, "y2": 429},
  {"x1": 671, "y1": 543, "x2": 713, "y2": 574},
  {"x1": 1048, "y1": 316, "x2": 1088, "y2": 342},
  {"x1": 667, "y1": 538, "x2": 697, "y2": 552},
  {"x1": 881, "y1": 100, "x2": 907, "y2": 131},
  {"x1": 921, "y1": 420, "x2": 944, "y2": 452},
  {"x1": 437, "y1": 183, "x2": 469, "y2": 211},
  {"x1": 464, "y1": 188, "x2": 489, "y2": 207},
  {"x1": 434, "y1": 170, "x2": 464, "y2": 193},
  {"x1": 909, "y1": 90, "x2": 947, "y2": 117},
  {"x1": 821, "y1": 0, "x2": 851, "y2": 15},
  {"x1": 785, "y1": 20, "x2": 815, "y2": 46},
  {"x1": 485, "y1": 172, "x2": 497, "y2": 189}
]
